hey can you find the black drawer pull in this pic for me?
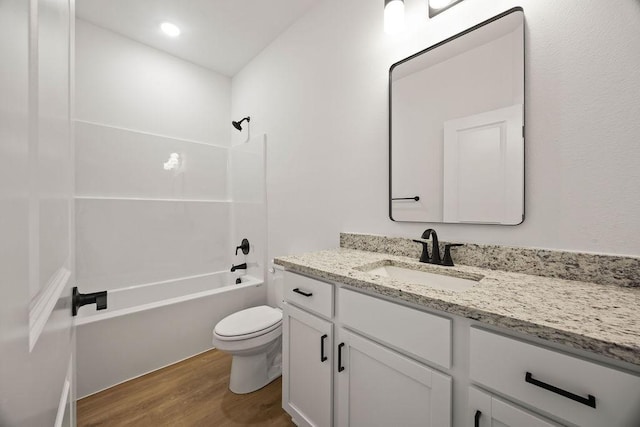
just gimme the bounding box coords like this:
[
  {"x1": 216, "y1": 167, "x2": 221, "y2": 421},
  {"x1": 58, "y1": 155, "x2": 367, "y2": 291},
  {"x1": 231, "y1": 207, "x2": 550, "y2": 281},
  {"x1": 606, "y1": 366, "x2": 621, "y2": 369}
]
[
  {"x1": 320, "y1": 334, "x2": 328, "y2": 362},
  {"x1": 525, "y1": 372, "x2": 596, "y2": 408},
  {"x1": 338, "y1": 343, "x2": 345, "y2": 372},
  {"x1": 292, "y1": 288, "x2": 313, "y2": 297},
  {"x1": 474, "y1": 410, "x2": 481, "y2": 427}
]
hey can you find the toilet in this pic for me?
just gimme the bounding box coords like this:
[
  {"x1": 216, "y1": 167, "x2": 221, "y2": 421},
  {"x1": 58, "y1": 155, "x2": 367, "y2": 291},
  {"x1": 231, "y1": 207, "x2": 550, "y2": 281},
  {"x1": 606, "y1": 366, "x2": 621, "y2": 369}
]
[{"x1": 212, "y1": 305, "x2": 283, "y2": 394}]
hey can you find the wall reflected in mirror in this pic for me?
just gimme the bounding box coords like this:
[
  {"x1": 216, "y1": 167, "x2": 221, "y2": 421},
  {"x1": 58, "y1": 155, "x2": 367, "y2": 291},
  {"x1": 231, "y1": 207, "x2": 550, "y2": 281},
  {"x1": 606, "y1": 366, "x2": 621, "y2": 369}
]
[{"x1": 390, "y1": 8, "x2": 524, "y2": 225}]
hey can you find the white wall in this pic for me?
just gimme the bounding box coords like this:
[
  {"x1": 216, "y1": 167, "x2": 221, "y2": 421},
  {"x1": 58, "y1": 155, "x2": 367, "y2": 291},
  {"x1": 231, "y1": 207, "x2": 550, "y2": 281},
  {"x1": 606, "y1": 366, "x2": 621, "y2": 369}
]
[
  {"x1": 76, "y1": 19, "x2": 230, "y2": 144},
  {"x1": 232, "y1": 0, "x2": 640, "y2": 296},
  {"x1": 75, "y1": 20, "x2": 233, "y2": 293}
]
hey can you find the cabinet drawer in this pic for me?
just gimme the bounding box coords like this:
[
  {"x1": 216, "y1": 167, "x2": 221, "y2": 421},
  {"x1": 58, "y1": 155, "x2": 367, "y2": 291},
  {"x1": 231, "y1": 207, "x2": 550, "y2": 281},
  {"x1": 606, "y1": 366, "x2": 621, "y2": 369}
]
[
  {"x1": 284, "y1": 272, "x2": 333, "y2": 318},
  {"x1": 470, "y1": 328, "x2": 640, "y2": 427},
  {"x1": 338, "y1": 288, "x2": 451, "y2": 369}
]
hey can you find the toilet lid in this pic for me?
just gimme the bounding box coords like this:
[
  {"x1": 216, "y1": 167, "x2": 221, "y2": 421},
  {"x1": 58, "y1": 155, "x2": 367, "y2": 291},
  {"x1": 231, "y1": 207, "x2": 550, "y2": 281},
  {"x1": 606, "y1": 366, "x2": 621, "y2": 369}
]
[{"x1": 215, "y1": 306, "x2": 282, "y2": 338}]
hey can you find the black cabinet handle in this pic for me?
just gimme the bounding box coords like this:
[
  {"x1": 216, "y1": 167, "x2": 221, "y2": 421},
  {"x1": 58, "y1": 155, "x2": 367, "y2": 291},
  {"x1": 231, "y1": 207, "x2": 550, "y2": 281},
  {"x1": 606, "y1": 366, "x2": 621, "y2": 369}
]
[
  {"x1": 338, "y1": 343, "x2": 345, "y2": 372},
  {"x1": 293, "y1": 288, "x2": 313, "y2": 297},
  {"x1": 474, "y1": 410, "x2": 481, "y2": 427},
  {"x1": 525, "y1": 372, "x2": 596, "y2": 408},
  {"x1": 320, "y1": 334, "x2": 328, "y2": 362}
]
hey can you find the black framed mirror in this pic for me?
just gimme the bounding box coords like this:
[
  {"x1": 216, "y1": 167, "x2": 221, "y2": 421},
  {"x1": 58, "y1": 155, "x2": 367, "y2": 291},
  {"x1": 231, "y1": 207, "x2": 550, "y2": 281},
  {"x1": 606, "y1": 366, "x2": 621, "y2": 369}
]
[{"x1": 389, "y1": 8, "x2": 525, "y2": 225}]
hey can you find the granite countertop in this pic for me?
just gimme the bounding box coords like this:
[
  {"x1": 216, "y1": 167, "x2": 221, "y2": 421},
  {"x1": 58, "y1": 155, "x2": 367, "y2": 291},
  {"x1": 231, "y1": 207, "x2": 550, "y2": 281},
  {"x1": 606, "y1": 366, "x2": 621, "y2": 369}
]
[{"x1": 274, "y1": 248, "x2": 640, "y2": 367}]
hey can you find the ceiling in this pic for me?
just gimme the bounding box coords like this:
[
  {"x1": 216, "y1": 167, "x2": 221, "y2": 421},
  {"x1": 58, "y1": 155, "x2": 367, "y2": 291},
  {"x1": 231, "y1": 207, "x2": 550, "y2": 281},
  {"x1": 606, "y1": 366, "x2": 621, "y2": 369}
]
[{"x1": 76, "y1": 0, "x2": 320, "y2": 77}]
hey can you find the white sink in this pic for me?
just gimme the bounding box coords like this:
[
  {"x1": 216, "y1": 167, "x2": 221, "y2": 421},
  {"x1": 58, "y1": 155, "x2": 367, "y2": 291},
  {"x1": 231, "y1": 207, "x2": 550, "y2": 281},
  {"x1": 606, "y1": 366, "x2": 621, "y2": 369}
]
[{"x1": 365, "y1": 265, "x2": 479, "y2": 292}]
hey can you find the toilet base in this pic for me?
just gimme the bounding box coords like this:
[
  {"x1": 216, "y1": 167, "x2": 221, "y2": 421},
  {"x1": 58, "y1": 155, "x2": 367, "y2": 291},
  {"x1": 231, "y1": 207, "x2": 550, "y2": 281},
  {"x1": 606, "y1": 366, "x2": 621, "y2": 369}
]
[
  {"x1": 229, "y1": 354, "x2": 281, "y2": 394},
  {"x1": 228, "y1": 335, "x2": 282, "y2": 394}
]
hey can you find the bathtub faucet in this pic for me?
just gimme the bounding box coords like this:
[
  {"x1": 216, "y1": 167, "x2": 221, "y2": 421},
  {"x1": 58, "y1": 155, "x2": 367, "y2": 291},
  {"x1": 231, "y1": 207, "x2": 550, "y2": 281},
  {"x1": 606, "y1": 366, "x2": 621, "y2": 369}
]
[{"x1": 231, "y1": 263, "x2": 247, "y2": 272}]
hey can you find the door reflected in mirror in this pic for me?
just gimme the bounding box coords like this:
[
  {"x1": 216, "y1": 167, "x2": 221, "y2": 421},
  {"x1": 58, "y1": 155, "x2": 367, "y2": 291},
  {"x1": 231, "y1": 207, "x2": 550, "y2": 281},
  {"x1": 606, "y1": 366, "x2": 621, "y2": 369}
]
[{"x1": 389, "y1": 8, "x2": 524, "y2": 225}]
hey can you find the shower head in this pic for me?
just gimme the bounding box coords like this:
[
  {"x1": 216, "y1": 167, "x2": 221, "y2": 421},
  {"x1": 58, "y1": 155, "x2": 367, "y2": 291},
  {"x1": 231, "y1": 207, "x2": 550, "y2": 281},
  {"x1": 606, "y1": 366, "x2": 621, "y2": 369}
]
[{"x1": 232, "y1": 116, "x2": 250, "y2": 131}]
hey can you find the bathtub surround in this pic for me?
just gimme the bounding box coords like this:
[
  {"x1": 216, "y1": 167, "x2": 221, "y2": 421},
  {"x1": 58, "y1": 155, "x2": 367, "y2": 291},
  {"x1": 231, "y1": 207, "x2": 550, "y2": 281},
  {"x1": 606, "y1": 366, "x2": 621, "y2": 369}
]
[
  {"x1": 275, "y1": 247, "x2": 640, "y2": 367},
  {"x1": 75, "y1": 20, "x2": 234, "y2": 295},
  {"x1": 74, "y1": 121, "x2": 230, "y2": 200},
  {"x1": 229, "y1": 136, "x2": 269, "y2": 282},
  {"x1": 340, "y1": 233, "x2": 640, "y2": 288},
  {"x1": 74, "y1": 20, "x2": 268, "y2": 398}
]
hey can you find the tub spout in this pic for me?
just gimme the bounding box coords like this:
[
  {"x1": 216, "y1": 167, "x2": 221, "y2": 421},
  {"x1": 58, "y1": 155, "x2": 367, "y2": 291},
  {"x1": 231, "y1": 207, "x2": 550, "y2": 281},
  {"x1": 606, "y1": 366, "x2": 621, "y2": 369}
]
[{"x1": 231, "y1": 263, "x2": 247, "y2": 272}]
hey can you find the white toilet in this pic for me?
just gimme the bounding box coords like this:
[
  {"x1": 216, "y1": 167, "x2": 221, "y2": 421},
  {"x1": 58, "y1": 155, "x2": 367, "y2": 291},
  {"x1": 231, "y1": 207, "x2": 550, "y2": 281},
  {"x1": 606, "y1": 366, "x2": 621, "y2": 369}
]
[{"x1": 212, "y1": 305, "x2": 283, "y2": 394}]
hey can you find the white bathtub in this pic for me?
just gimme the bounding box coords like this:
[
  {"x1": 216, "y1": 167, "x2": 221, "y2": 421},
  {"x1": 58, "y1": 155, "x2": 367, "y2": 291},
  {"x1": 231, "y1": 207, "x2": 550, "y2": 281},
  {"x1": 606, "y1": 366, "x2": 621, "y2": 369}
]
[{"x1": 76, "y1": 272, "x2": 265, "y2": 398}]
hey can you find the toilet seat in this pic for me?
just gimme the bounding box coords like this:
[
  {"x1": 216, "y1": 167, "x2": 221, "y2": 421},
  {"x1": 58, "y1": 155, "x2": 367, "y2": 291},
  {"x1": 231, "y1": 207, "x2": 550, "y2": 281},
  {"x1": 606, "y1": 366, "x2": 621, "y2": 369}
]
[{"x1": 214, "y1": 306, "x2": 282, "y2": 341}]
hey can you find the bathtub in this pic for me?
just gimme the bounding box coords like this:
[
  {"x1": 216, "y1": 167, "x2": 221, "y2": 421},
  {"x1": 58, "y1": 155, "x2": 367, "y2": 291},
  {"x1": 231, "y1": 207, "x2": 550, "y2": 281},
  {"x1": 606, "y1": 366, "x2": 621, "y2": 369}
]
[{"x1": 76, "y1": 272, "x2": 265, "y2": 398}]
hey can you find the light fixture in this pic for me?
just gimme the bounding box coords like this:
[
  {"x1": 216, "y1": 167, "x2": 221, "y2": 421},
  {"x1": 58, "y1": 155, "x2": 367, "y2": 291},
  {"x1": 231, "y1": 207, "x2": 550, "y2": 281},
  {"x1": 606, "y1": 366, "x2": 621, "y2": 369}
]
[
  {"x1": 428, "y1": 0, "x2": 465, "y2": 18},
  {"x1": 160, "y1": 22, "x2": 181, "y2": 37},
  {"x1": 384, "y1": 0, "x2": 405, "y2": 34}
]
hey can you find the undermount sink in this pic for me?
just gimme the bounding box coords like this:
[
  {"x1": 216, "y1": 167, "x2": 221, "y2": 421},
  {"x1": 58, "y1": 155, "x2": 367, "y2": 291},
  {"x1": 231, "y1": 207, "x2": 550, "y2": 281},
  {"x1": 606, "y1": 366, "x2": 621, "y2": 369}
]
[{"x1": 363, "y1": 263, "x2": 481, "y2": 292}]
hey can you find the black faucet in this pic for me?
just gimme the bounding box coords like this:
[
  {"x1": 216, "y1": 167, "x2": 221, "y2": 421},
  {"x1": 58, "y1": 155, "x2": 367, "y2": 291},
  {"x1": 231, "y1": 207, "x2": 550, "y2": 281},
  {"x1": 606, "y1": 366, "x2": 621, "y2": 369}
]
[
  {"x1": 422, "y1": 229, "x2": 441, "y2": 264},
  {"x1": 413, "y1": 229, "x2": 463, "y2": 266},
  {"x1": 230, "y1": 263, "x2": 247, "y2": 272},
  {"x1": 412, "y1": 232, "x2": 430, "y2": 263}
]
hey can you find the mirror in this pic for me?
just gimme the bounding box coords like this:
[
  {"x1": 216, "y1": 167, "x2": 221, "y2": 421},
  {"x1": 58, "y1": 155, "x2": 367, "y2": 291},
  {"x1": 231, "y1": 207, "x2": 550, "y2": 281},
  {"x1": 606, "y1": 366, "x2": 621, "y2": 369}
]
[{"x1": 389, "y1": 8, "x2": 524, "y2": 225}]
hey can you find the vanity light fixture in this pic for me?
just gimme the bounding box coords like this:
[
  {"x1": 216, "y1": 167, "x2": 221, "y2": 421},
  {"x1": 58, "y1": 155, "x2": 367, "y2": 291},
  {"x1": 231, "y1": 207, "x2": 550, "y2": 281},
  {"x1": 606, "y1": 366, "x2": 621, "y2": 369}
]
[
  {"x1": 428, "y1": 0, "x2": 465, "y2": 18},
  {"x1": 160, "y1": 22, "x2": 181, "y2": 37},
  {"x1": 384, "y1": 0, "x2": 405, "y2": 34}
]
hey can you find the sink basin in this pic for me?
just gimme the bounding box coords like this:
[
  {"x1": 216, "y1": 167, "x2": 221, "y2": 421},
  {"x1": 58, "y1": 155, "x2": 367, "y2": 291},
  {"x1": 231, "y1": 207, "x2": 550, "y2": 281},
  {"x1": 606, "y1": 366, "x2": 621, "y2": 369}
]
[{"x1": 364, "y1": 264, "x2": 480, "y2": 292}]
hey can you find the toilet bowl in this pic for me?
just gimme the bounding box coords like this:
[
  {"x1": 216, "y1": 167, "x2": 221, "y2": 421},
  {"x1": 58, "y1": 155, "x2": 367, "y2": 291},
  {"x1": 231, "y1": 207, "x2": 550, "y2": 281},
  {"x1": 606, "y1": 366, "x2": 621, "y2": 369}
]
[{"x1": 212, "y1": 305, "x2": 283, "y2": 394}]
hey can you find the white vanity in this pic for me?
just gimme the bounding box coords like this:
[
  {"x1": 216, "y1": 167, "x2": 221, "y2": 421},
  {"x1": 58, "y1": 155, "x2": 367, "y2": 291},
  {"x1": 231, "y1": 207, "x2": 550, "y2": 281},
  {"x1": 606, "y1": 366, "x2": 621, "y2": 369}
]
[
  {"x1": 283, "y1": 273, "x2": 451, "y2": 427},
  {"x1": 277, "y1": 244, "x2": 640, "y2": 427}
]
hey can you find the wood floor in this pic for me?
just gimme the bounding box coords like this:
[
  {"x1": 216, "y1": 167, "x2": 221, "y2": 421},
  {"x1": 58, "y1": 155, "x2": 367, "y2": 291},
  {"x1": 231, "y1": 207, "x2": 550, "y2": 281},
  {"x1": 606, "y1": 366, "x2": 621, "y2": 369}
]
[{"x1": 77, "y1": 350, "x2": 295, "y2": 427}]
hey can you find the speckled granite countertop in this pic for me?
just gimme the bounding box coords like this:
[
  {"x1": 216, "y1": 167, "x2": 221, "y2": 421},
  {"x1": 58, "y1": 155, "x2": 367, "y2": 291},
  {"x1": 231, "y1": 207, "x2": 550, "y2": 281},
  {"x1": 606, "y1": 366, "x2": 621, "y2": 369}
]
[{"x1": 275, "y1": 248, "x2": 640, "y2": 367}]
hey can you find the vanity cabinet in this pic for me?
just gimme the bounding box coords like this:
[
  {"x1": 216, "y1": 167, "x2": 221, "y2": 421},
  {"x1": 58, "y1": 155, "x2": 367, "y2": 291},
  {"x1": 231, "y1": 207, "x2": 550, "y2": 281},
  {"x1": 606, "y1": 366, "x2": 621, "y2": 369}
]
[
  {"x1": 282, "y1": 271, "x2": 452, "y2": 427},
  {"x1": 282, "y1": 271, "x2": 640, "y2": 427},
  {"x1": 335, "y1": 328, "x2": 452, "y2": 427},
  {"x1": 282, "y1": 303, "x2": 333, "y2": 427}
]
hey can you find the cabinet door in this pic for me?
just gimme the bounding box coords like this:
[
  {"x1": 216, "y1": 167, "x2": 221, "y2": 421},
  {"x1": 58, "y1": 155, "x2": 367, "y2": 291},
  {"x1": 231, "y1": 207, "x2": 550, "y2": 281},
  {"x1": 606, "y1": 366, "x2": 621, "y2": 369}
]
[
  {"x1": 335, "y1": 328, "x2": 451, "y2": 427},
  {"x1": 469, "y1": 387, "x2": 560, "y2": 427},
  {"x1": 283, "y1": 302, "x2": 333, "y2": 427}
]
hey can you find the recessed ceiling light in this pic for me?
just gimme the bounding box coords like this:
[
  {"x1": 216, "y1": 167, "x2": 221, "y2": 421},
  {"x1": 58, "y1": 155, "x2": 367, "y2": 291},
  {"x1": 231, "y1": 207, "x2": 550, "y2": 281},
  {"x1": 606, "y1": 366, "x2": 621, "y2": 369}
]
[{"x1": 160, "y1": 22, "x2": 180, "y2": 37}]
